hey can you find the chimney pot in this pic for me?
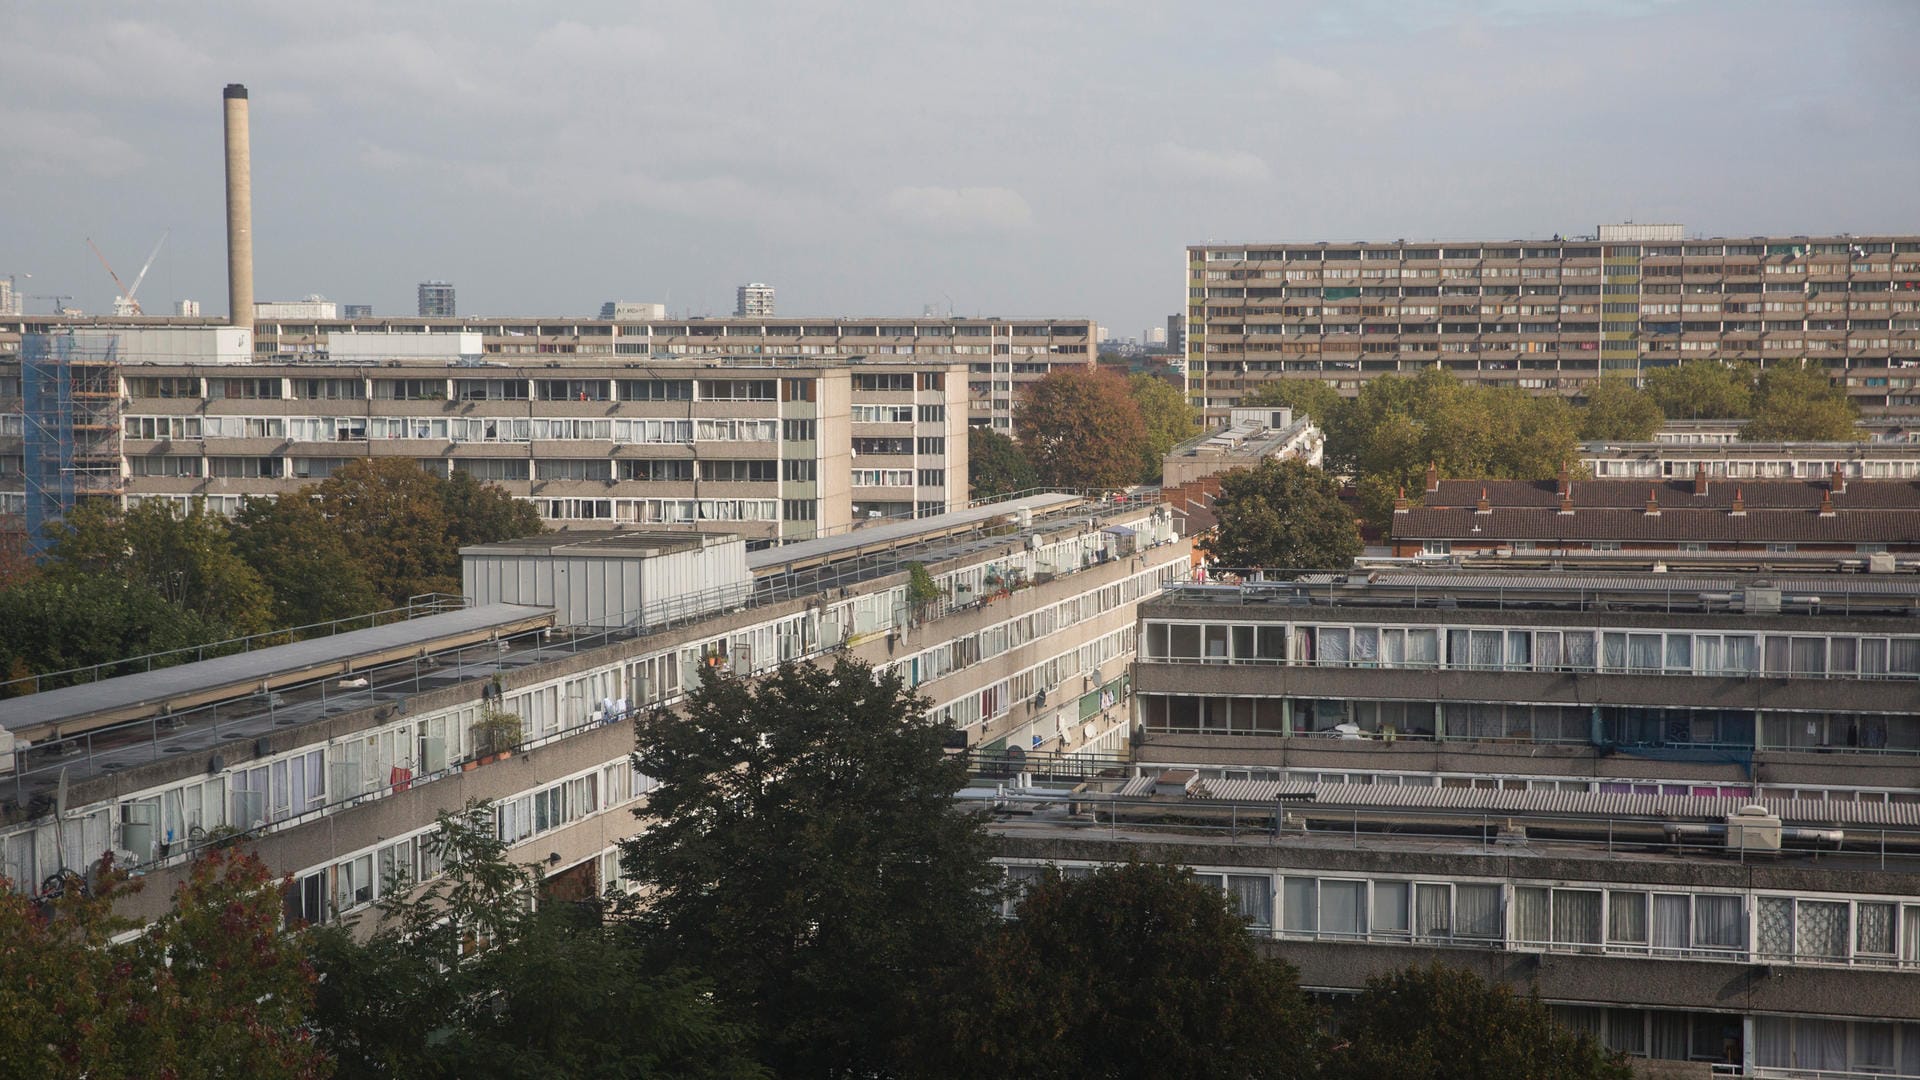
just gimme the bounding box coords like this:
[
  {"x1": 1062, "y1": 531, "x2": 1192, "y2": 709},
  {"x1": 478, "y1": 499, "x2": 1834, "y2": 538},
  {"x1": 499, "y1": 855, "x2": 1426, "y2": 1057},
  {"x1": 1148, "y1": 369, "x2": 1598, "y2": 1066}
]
[
  {"x1": 1693, "y1": 463, "x2": 1709, "y2": 496},
  {"x1": 1832, "y1": 465, "x2": 1847, "y2": 496},
  {"x1": 1424, "y1": 462, "x2": 1439, "y2": 494},
  {"x1": 1393, "y1": 486, "x2": 1410, "y2": 513},
  {"x1": 1731, "y1": 487, "x2": 1746, "y2": 516},
  {"x1": 1645, "y1": 487, "x2": 1660, "y2": 516},
  {"x1": 1475, "y1": 486, "x2": 1491, "y2": 514}
]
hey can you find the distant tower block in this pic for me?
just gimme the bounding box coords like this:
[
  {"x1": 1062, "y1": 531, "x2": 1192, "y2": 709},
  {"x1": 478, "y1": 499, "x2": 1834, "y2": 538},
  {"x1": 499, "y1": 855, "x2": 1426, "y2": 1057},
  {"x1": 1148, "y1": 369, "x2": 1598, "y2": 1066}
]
[
  {"x1": 222, "y1": 83, "x2": 253, "y2": 326},
  {"x1": 735, "y1": 282, "x2": 775, "y2": 317},
  {"x1": 418, "y1": 280, "x2": 456, "y2": 318}
]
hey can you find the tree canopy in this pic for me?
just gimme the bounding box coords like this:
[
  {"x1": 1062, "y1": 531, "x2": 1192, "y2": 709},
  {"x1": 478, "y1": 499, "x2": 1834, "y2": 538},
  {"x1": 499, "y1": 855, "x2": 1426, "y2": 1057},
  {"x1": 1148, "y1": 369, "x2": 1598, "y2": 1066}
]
[
  {"x1": 1325, "y1": 965, "x2": 1631, "y2": 1080},
  {"x1": 620, "y1": 656, "x2": 1003, "y2": 1077},
  {"x1": 1129, "y1": 372, "x2": 1201, "y2": 482},
  {"x1": 1244, "y1": 379, "x2": 1345, "y2": 428},
  {"x1": 1643, "y1": 361, "x2": 1754, "y2": 421},
  {"x1": 0, "y1": 849, "x2": 328, "y2": 1080},
  {"x1": 967, "y1": 426, "x2": 1040, "y2": 501},
  {"x1": 1578, "y1": 375, "x2": 1663, "y2": 442},
  {"x1": 1743, "y1": 364, "x2": 1862, "y2": 441},
  {"x1": 232, "y1": 494, "x2": 382, "y2": 629},
  {"x1": 945, "y1": 861, "x2": 1321, "y2": 1080},
  {"x1": 45, "y1": 499, "x2": 276, "y2": 635},
  {"x1": 309, "y1": 802, "x2": 762, "y2": 1080},
  {"x1": 1015, "y1": 367, "x2": 1149, "y2": 490},
  {"x1": 0, "y1": 573, "x2": 241, "y2": 692},
  {"x1": 1209, "y1": 458, "x2": 1362, "y2": 573}
]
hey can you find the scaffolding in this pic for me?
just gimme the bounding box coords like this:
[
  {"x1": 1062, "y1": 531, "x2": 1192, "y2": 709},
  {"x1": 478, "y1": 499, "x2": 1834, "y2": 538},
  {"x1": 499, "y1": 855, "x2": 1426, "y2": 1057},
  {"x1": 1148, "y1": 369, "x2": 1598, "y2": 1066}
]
[{"x1": 21, "y1": 332, "x2": 124, "y2": 549}]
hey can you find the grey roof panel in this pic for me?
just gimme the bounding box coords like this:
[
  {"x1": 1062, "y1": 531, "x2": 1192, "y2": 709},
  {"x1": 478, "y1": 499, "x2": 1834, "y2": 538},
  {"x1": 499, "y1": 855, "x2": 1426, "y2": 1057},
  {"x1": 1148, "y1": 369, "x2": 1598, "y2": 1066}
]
[
  {"x1": 0, "y1": 604, "x2": 552, "y2": 735},
  {"x1": 746, "y1": 494, "x2": 1082, "y2": 571}
]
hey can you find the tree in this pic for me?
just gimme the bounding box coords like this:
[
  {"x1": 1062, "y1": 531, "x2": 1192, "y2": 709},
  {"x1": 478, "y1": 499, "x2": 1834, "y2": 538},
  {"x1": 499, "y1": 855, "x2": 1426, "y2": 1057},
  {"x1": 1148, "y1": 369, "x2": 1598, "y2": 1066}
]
[
  {"x1": 310, "y1": 801, "x2": 761, "y2": 1080},
  {"x1": 1129, "y1": 372, "x2": 1201, "y2": 482},
  {"x1": 45, "y1": 498, "x2": 276, "y2": 635},
  {"x1": 232, "y1": 495, "x2": 383, "y2": 628},
  {"x1": 1578, "y1": 375, "x2": 1664, "y2": 442},
  {"x1": 620, "y1": 657, "x2": 1003, "y2": 1077},
  {"x1": 1244, "y1": 378, "x2": 1345, "y2": 429},
  {"x1": 0, "y1": 575, "x2": 238, "y2": 692},
  {"x1": 1326, "y1": 965, "x2": 1630, "y2": 1080},
  {"x1": 1209, "y1": 458, "x2": 1362, "y2": 574},
  {"x1": 313, "y1": 459, "x2": 461, "y2": 605},
  {"x1": 1643, "y1": 361, "x2": 1754, "y2": 421},
  {"x1": 1015, "y1": 368, "x2": 1148, "y2": 490},
  {"x1": 1319, "y1": 369, "x2": 1582, "y2": 527},
  {"x1": 967, "y1": 427, "x2": 1039, "y2": 501},
  {"x1": 943, "y1": 862, "x2": 1320, "y2": 1080},
  {"x1": 442, "y1": 468, "x2": 545, "y2": 551},
  {"x1": 1743, "y1": 364, "x2": 1862, "y2": 442},
  {"x1": 0, "y1": 849, "x2": 328, "y2": 1080}
]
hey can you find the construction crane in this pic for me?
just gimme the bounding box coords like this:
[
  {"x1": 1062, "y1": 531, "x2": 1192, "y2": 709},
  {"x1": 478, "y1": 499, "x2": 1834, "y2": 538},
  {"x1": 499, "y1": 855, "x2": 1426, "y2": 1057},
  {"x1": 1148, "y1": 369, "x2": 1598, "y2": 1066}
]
[
  {"x1": 85, "y1": 230, "x2": 167, "y2": 316},
  {"x1": 27, "y1": 295, "x2": 75, "y2": 314}
]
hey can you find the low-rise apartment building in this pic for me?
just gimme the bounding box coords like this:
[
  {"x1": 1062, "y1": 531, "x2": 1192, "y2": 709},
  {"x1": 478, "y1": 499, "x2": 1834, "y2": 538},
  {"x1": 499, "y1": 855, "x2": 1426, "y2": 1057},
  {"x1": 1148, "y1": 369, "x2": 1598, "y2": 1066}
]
[
  {"x1": 2, "y1": 341, "x2": 970, "y2": 539},
  {"x1": 0, "y1": 495, "x2": 1189, "y2": 929}
]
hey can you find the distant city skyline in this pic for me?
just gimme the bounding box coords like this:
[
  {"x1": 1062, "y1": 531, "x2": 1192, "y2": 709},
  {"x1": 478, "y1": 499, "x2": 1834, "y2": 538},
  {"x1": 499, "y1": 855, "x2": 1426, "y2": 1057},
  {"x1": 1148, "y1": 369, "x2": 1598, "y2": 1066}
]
[{"x1": 1, "y1": 1, "x2": 1915, "y2": 336}]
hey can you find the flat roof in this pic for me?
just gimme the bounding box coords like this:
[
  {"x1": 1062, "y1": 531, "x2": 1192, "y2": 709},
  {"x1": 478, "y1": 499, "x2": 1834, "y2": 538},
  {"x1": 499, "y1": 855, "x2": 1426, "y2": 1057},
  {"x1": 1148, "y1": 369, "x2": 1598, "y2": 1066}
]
[
  {"x1": 0, "y1": 604, "x2": 553, "y2": 740},
  {"x1": 747, "y1": 493, "x2": 1083, "y2": 572},
  {"x1": 463, "y1": 531, "x2": 729, "y2": 558}
]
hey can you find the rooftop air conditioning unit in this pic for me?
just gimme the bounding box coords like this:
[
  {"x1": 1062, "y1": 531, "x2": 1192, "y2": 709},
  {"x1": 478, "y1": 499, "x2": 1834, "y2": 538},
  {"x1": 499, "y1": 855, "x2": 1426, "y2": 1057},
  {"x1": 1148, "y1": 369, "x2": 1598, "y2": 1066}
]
[{"x1": 1726, "y1": 805, "x2": 1783, "y2": 852}]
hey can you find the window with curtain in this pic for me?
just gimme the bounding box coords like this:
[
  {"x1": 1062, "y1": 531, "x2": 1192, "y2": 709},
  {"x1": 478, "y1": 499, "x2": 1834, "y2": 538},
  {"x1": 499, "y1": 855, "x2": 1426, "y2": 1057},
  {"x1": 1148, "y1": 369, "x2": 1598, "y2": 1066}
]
[
  {"x1": 1856, "y1": 1023, "x2": 1896, "y2": 1074},
  {"x1": 1628, "y1": 634, "x2": 1662, "y2": 672},
  {"x1": 1757, "y1": 896, "x2": 1795, "y2": 959},
  {"x1": 1455, "y1": 883, "x2": 1502, "y2": 941},
  {"x1": 1228, "y1": 875, "x2": 1273, "y2": 929},
  {"x1": 1352, "y1": 627, "x2": 1378, "y2": 665},
  {"x1": 1649, "y1": 1012, "x2": 1690, "y2": 1062},
  {"x1": 1565, "y1": 632, "x2": 1596, "y2": 670},
  {"x1": 1902, "y1": 907, "x2": 1920, "y2": 964},
  {"x1": 1505, "y1": 631, "x2": 1531, "y2": 669},
  {"x1": 1694, "y1": 895, "x2": 1744, "y2": 952},
  {"x1": 1725, "y1": 635, "x2": 1757, "y2": 673},
  {"x1": 1605, "y1": 1009, "x2": 1647, "y2": 1056},
  {"x1": 1665, "y1": 634, "x2": 1691, "y2": 671},
  {"x1": 1857, "y1": 902, "x2": 1895, "y2": 957},
  {"x1": 1891, "y1": 638, "x2": 1920, "y2": 675},
  {"x1": 1861, "y1": 637, "x2": 1889, "y2": 675},
  {"x1": 1469, "y1": 631, "x2": 1502, "y2": 669},
  {"x1": 1554, "y1": 889, "x2": 1603, "y2": 946},
  {"x1": 1694, "y1": 635, "x2": 1724, "y2": 675},
  {"x1": 1603, "y1": 633, "x2": 1628, "y2": 669},
  {"x1": 1282, "y1": 878, "x2": 1318, "y2": 933},
  {"x1": 1608, "y1": 890, "x2": 1648, "y2": 945},
  {"x1": 1407, "y1": 629, "x2": 1439, "y2": 667},
  {"x1": 1796, "y1": 1018, "x2": 1849, "y2": 1072},
  {"x1": 1515, "y1": 887, "x2": 1550, "y2": 945},
  {"x1": 1753, "y1": 1017, "x2": 1792, "y2": 1069},
  {"x1": 1830, "y1": 636, "x2": 1858, "y2": 674},
  {"x1": 1380, "y1": 628, "x2": 1405, "y2": 666},
  {"x1": 1415, "y1": 883, "x2": 1452, "y2": 941},
  {"x1": 1321, "y1": 880, "x2": 1366, "y2": 937},
  {"x1": 1535, "y1": 631, "x2": 1562, "y2": 670},
  {"x1": 1652, "y1": 894, "x2": 1690, "y2": 955},
  {"x1": 1798, "y1": 900, "x2": 1849, "y2": 959},
  {"x1": 1790, "y1": 637, "x2": 1825, "y2": 676},
  {"x1": 1319, "y1": 628, "x2": 1349, "y2": 664}
]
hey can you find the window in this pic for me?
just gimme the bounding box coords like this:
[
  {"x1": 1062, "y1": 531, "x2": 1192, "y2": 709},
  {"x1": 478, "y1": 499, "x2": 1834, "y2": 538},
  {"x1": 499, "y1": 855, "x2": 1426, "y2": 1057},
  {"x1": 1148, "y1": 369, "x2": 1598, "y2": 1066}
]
[
  {"x1": 373, "y1": 378, "x2": 445, "y2": 401},
  {"x1": 700, "y1": 459, "x2": 776, "y2": 482},
  {"x1": 782, "y1": 499, "x2": 816, "y2": 521},
  {"x1": 209, "y1": 377, "x2": 282, "y2": 400},
  {"x1": 854, "y1": 373, "x2": 913, "y2": 391},
  {"x1": 852, "y1": 404, "x2": 914, "y2": 424},
  {"x1": 455, "y1": 378, "x2": 528, "y2": 401},
  {"x1": 126, "y1": 376, "x2": 202, "y2": 399},
  {"x1": 453, "y1": 458, "x2": 531, "y2": 482},
  {"x1": 620, "y1": 458, "x2": 692, "y2": 482},
  {"x1": 534, "y1": 458, "x2": 613, "y2": 481},
  {"x1": 698, "y1": 379, "x2": 776, "y2": 401},
  {"x1": 536, "y1": 379, "x2": 611, "y2": 401},
  {"x1": 781, "y1": 459, "x2": 816, "y2": 482},
  {"x1": 617, "y1": 379, "x2": 691, "y2": 401},
  {"x1": 782, "y1": 419, "x2": 816, "y2": 442},
  {"x1": 208, "y1": 456, "x2": 284, "y2": 479}
]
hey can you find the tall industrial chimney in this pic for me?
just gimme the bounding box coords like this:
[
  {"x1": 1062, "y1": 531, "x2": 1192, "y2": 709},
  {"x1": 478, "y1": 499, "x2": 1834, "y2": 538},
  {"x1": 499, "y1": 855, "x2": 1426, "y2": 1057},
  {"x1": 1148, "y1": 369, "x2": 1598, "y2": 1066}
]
[{"x1": 222, "y1": 83, "x2": 253, "y2": 327}]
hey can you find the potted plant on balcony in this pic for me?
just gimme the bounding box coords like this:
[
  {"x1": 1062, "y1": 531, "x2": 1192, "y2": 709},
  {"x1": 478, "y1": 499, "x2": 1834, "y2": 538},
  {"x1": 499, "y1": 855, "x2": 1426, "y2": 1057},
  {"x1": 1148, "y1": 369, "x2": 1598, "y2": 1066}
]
[
  {"x1": 905, "y1": 561, "x2": 945, "y2": 621},
  {"x1": 469, "y1": 706, "x2": 524, "y2": 767}
]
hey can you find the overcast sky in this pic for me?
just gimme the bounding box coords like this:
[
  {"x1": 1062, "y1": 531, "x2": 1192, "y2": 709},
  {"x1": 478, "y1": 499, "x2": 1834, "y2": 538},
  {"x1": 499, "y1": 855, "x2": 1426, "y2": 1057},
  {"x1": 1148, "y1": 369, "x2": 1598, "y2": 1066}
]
[{"x1": 2, "y1": 1, "x2": 1916, "y2": 338}]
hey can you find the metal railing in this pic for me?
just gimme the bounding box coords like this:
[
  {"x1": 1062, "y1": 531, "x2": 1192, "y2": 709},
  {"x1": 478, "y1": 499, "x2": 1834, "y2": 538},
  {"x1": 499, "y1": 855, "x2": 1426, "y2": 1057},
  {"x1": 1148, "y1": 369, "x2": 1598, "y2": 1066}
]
[{"x1": 0, "y1": 593, "x2": 472, "y2": 698}]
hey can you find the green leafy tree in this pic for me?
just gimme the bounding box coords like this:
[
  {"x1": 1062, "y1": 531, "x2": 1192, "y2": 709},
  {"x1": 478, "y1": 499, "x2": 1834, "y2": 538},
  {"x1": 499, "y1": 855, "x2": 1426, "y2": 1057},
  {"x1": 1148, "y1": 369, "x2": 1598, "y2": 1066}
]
[
  {"x1": 1209, "y1": 458, "x2": 1362, "y2": 574},
  {"x1": 442, "y1": 468, "x2": 546, "y2": 550},
  {"x1": 942, "y1": 862, "x2": 1320, "y2": 1080},
  {"x1": 1129, "y1": 372, "x2": 1201, "y2": 482},
  {"x1": 313, "y1": 459, "x2": 461, "y2": 605},
  {"x1": 1578, "y1": 375, "x2": 1664, "y2": 441},
  {"x1": 309, "y1": 801, "x2": 761, "y2": 1080},
  {"x1": 1326, "y1": 965, "x2": 1630, "y2": 1080},
  {"x1": 45, "y1": 498, "x2": 275, "y2": 635},
  {"x1": 232, "y1": 495, "x2": 383, "y2": 628},
  {"x1": 1322, "y1": 369, "x2": 1582, "y2": 527},
  {"x1": 0, "y1": 575, "x2": 238, "y2": 692},
  {"x1": 1015, "y1": 367, "x2": 1149, "y2": 490},
  {"x1": 1743, "y1": 364, "x2": 1862, "y2": 441},
  {"x1": 1643, "y1": 360, "x2": 1754, "y2": 420},
  {"x1": 620, "y1": 657, "x2": 1003, "y2": 1078},
  {"x1": 1244, "y1": 378, "x2": 1346, "y2": 429},
  {"x1": 0, "y1": 849, "x2": 329, "y2": 1080},
  {"x1": 967, "y1": 427, "x2": 1040, "y2": 501}
]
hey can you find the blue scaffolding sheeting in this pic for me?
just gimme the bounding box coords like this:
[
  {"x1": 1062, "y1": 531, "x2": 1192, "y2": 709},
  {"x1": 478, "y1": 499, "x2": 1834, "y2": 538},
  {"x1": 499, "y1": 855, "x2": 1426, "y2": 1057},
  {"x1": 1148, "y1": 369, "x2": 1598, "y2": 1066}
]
[{"x1": 21, "y1": 331, "x2": 121, "y2": 550}]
